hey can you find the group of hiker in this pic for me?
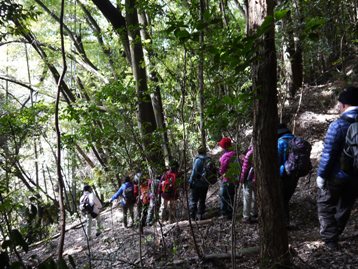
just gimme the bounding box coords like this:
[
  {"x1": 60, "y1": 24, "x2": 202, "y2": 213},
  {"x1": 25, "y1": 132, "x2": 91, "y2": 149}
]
[{"x1": 80, "y1": 86, "x2": 358, "y2": 252}]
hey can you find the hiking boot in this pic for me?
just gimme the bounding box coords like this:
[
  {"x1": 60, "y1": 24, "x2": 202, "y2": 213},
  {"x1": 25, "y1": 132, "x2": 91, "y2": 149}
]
[{"x1": 325, "y1": 241, "x2": 339, "y2": 251}]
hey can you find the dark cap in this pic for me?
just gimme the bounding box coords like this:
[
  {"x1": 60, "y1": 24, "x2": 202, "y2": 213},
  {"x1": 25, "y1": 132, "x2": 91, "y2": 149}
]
[
  {"x1": 83, "y1": 185, "x2": 92, "y2": 192},
  {"x1": 277, "y1": 123, "x2": 290, "y2": 136},
  {"x1": 338, "y1": 86, "x2": 358, "y2": 106},
  {"x1": 197, "y1": 146, "x2": 206, "y2": 155}
]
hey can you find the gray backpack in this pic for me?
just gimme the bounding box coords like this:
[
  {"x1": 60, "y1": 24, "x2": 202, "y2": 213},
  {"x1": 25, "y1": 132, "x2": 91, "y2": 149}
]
[{"x1": 340, "y1": 115, "x2": 358, "y2": 174}]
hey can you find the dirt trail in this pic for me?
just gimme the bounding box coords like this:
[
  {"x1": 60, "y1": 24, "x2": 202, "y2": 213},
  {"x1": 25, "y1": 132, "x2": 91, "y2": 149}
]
[{"x1": 24, "y1": 82, "x2": 358, "y2": 268}]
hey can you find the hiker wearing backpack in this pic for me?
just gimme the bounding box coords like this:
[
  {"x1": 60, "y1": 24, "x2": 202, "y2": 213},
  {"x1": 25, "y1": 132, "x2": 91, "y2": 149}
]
[
  {"x1": 278, "y1": 124, "x2": 298, "y2": 227},
  {"x1": 316, "y1": 86, "x2": 358, "y2": 250},
  {"x1": 146, "y1": 175, "x2": 161, "y2": 226},
  {"x1": 160, "y1": 161, "x2": 180, "y2": 223},
  {"x1": 278, "y1": 123, "x2": 312, "y2": 228},
  {"x1": 79, "y1": 185, "x2": 103, "y2": 240},
  {"x1": 240, "y1": 144, "x2": 258, "y2": 224},
  {"x1": 218, "y1": 137, "x2": 239, "y2": 220},
  {"x1": 139, "y1": 178, "x2": 150, "y2": 227},
  {"x1": 108, "y1": 176, "x2": 135, "y2": 228},
  {"x1": 188, "y1": 146, "x2": 216, "y2": 221}
]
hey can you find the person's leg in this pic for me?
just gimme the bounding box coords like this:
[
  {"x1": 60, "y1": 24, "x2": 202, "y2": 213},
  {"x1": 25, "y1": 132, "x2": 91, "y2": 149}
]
[
  {"x1": 122, "y1": 206, "x2": 128, "y2": 228},
  {"x1": 146, "y1": 199, "x2": 155, "y2": 225},
  {"x1": 242, "y1": 182, "x2": 251, "y2": 221},
  {"x1": 335, "y1": 180, "x2": 357, "y2": 236},
  {"x1": 250, "y1": 183, "x2": 258, "y2": 219},
  {"x1": 95, "y1": 214, "x2": 102, "y2": 236},
  {"x1": 160, "y1": 199, "x2": 169, "y2": 221},
  {"x1": 86, "y1": 214, "x2": 92, "y2": 239},
  {"x1": 169, "y1": 199, "x2": 176, "y2": 223},
  {"x1": 141, "y1": 205, "x2": 148, "y2": 227},
  {"x1": 219, "y1": 183, "x2": 229, "y2": 217},
  {"x1": 317, "y1": 183, "x2": 340, "y2": 245},
  {"x1": 198, "y1": 186, "x2": 208, "y2": 219},
  {"x1": 129, "y1": 204, "x2": 135, "y2": 226},
  {"x1": 189, "y1": 187, "x2": 199, "y2": 219},
  {"x1": 282, "y1": 175, "x2": 299, "y2": 225}
]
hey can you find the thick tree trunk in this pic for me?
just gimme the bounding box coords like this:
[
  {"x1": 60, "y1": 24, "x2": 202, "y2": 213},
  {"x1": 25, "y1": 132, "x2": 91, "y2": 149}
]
[
  {"x1": 248, "y1": 0, "x2": 290, "y2": 267},
  {"x1": 138, "y1": 12, "x2": 172, "y2": 166},
  {"x1": 125, "y1": 0, "x2": 163, "y2": 169},
  {"x1": 91, "y1": 0, "x2": 132, "y2": 66},
  {"x1": 281, "y1": 11, "x2": 303, "y2": 98}
]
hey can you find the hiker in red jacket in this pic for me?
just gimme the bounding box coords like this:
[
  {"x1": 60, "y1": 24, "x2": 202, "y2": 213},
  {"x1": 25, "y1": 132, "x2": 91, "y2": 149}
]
[{"x1": 160, "y1": 161, "x2": 179, "y2": 223}]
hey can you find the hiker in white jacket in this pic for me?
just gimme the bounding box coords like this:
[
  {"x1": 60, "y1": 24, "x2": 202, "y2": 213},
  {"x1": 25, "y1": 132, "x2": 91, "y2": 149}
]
[{"x1": 79, "y1": 185, "x2": 102, "y2": 240}]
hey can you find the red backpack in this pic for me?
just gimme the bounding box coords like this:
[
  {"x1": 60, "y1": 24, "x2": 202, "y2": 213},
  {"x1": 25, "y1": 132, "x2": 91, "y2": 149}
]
[{"x1": 161, "y1": 171, "x2": 177, "y2": 199}]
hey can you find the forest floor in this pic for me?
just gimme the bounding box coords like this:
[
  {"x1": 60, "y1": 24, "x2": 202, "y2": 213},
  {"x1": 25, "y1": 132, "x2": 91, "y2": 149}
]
[{"x1": 23, "y1": 68, "x2": 358, "y2": 268}]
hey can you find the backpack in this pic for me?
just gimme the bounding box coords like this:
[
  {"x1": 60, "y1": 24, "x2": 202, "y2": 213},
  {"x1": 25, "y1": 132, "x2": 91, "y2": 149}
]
[
  {"x1": 80, "y1": 194, "x2": 97, "y2": 218},
  {"x1": 123, "y1": 183, "x2": 135, "y2": 204},
  {"x1": 340, "y1": 116, "x2": 358, "y2": 174},
  {"x1": 141, "y1": 185, "x2": 150, "y2": 205},
  {"x1": 202, "y1": 158, "x2": 218, "y2": 185},
  {"x1": 161, "y1": 171, "x2": 176, "y2": 198},
  {"x1": 283, "y1": 136, "x2": 312, "y2": 177}
]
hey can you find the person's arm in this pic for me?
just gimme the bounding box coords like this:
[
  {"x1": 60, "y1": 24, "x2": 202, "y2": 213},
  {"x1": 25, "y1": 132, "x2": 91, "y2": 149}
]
[
  {"x1": 219, "y1": 153, "x2": 230, "y2": 175},
  {"x1": 277, "y1": 139, "x2": 288, "y2": 176},
  {"x1": 240, "y1": 148, "x2": 253, "y2": 182},
  {"x1": 318, "y1": 121, "x2": 345, "y2": 179},
  {"x1": 189, "y1": 158, "x2": 201, "y2": 184},
  {"x1": 110, "y1": 184, "x2": 125, "y2": 202}
]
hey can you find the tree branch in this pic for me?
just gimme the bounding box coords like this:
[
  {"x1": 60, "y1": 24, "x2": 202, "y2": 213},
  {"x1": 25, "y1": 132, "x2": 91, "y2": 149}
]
[
  {"x1": 91, "y1": 0, "x2": 132, "y2": 66},
  {"x1": 33, "y1": 0, "x2": 98, "y2": 71}
]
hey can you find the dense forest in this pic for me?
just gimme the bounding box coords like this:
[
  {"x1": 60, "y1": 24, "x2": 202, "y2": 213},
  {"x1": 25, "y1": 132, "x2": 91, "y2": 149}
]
[{"x1": 0, "y1": 0, "x2": 357, "y2": 268}]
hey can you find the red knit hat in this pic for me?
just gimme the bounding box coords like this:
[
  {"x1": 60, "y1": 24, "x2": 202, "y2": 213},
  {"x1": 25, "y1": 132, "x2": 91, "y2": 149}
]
[{"x1": 218, "y1": 137, "x2": 232, "y2": 149}]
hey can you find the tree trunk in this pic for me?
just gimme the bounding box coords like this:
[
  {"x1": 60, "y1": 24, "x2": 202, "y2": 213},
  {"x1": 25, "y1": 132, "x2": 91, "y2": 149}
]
[
  {"x1": 138, "y1": 11, "x2": 172, "y2": 166},
  {"x1": 91, "y1": 0, "x2": 132, "y2": 66},
  {"x1": 281, "y1": 9, "x2": 303, "y2": 98},
  {"x1": 198, "y1": 0, "x2": 206, "y2": 150},
  {"x1": 56, "y1": 0, "x2": 67, "y2": 259},
  {"x1": 125, "y1": 0, "x2": 163, "y2": 169},
  {"x1": 248, "y1": 0, "x2": 290, "y2": 267}
]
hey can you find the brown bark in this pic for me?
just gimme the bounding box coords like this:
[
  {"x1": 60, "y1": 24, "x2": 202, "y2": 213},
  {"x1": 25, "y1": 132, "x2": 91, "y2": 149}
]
[
  {"x1": 248, "y1": 0, "x2": 290, "y2": 267},
  {"x1": 125, "y1": 0, "x2": 163, "y2": 169},
  {"x1": 198, "y1": 0, "x2": 206, "y2": 150},
  {"x1": 78, "y1": 0, "x2": 117, "y2": 79},
  {"x1": 281, "y1": 9, "x2": 303, "y2": 98},
  {"x1": 138, "y1": 12, "x2": 172, "y2": 165},
  {"x1": 56, "y1": 0, "x2": 67, "y2": 259},
  {"x1": 91, "y1": 0, "x2": 132, "y2": 66}
]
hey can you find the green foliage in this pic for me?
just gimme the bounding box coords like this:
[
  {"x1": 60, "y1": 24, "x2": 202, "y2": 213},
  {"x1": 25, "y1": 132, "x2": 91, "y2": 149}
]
[{"x1": 0, "y1": 0, "x2": 39, "y2": 40}]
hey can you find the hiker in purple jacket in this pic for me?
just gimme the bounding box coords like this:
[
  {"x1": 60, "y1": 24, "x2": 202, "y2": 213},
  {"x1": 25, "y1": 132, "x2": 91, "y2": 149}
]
[
  {"x1": 240, "y1": 144, "x2": 257, "y2": 223},
  {"x1": 218, "y1": 137, "x2": 239, "y2": 220}
]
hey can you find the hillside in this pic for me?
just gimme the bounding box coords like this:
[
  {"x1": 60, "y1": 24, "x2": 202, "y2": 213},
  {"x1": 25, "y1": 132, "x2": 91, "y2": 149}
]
[{"x1": 19, "y1": 77, "x2": 358, "y2": 269}]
